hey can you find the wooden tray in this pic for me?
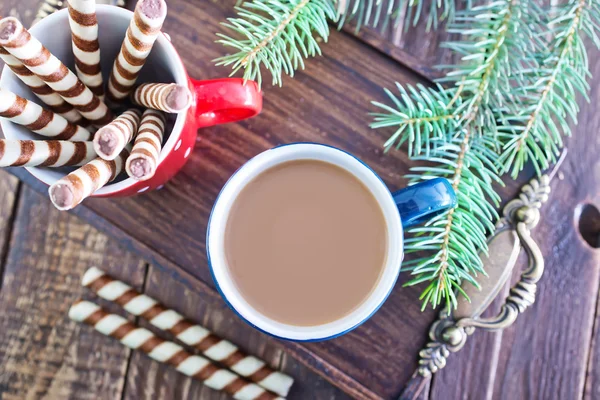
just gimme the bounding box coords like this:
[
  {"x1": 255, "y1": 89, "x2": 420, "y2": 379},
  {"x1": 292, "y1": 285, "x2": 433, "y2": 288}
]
[{"x1": 3, "y1": 0, "x2": 600, "y2": 398}]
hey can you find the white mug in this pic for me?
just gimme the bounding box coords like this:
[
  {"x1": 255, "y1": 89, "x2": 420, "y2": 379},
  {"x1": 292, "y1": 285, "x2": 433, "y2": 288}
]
[{"x1": 207, "y1": 143, "x2": 456, "y2": 341}]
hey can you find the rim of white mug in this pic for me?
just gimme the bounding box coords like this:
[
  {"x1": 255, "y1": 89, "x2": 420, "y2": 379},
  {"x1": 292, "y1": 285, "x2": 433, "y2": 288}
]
[
  {"x1": 207, "y1": 143, "x2": 404, "y2": 341},
  {"x1": 0, "y1": 5, "x2": 188, "y2": 195}
]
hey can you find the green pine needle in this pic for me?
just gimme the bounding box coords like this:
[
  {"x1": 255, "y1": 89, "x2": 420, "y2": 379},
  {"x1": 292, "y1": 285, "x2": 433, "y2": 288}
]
[
  {"x1": 215, "y1": 0, "x2": 337, "y2": 87},
  {"x1": 498, "y1": 0, "x2": 600, "y2": 177},
  {"x1": 370, "y1": 83, "x2": 461, "y2": 156},
  {"x1": 217, "y1": 0, "x2": 459, "y2": 87},
  {"x1": 403, "y1": 133, "x2": 502, "y2": 310}
]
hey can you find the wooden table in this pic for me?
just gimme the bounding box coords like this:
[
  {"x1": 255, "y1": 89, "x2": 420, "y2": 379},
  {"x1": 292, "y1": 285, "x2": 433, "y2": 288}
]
[{"x1": 1, "y1": 0, "x2": 600, "y2": 399}]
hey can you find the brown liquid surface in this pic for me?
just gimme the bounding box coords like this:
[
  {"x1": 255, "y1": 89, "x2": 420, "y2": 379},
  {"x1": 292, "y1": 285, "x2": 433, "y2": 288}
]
[{"x1": 225, "y1": 160, "x2": 387, "y2": 326}]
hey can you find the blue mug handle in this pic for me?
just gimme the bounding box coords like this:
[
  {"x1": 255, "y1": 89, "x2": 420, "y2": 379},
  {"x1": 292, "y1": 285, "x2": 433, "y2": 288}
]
[{"x1": 392, "y1": 178, "x2": 457, "y2": 228}]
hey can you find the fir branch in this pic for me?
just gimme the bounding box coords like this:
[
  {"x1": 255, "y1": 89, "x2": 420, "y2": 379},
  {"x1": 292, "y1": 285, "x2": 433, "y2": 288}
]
[
  {"x1": 371, "y1": 0, "x2": 524, "y2": 309},
  {"x1": 370, "y1": 83, "x2": 461, "y2": 156},
  {"x1": 403, "y1": 133, "x2": 501, "y2": 309},
  {"x1": 439, "y1": 0, "x2": 532, "y2": 129},
  {"x1": 215, "y1": 0, "x2": 337, "y2": 87},
  {"x1": 216, "y1": 0, "x2": 459, "y2": 86},
  {"x1": 498, "y1": 0, "x2": 600, "y2": 177}
]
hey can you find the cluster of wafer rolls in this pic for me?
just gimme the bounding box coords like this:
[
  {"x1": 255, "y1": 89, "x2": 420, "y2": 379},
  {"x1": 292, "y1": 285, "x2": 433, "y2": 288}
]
[
  {"x1": 107, "y1": 0, "x2": 167, "y2": 101},
  {"x1": 82, "y1": 267, "x2": 295, "y2": 397},
  {"x1": 0, "y1": 17, "x2": 113, "y2": 125},
  {"x1": 70, "y1": 267, "x2": 294, "y2": 398},
  {"x1": 0, "y1": 0, "x2": 195, "y2": 210},
  {"x1": 69, "y1": 301, "x2": 286, "y2": 400}
]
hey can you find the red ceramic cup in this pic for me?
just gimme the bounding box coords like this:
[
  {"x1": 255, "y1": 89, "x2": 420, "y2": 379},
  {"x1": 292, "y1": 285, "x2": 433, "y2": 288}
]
[{"x1": 0, "y1": 5, "x2": 262, "y2": 197}]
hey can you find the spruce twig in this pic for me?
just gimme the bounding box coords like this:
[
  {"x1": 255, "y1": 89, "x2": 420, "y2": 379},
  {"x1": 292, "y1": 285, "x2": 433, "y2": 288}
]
[
  {"x1": 498, "y1": 0, "x2": 600, "y2": 177},
  {"x1": 215, "y1": 0, "x2": 336, "y2": 87}
]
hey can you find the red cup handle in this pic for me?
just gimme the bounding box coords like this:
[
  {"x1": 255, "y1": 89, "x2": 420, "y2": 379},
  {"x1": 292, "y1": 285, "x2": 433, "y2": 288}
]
[{"x1": 189, "y1": 78, "x2": 262, "y2": 129}]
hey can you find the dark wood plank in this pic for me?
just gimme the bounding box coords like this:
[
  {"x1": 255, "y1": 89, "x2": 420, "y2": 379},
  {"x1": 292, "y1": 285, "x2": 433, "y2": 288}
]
[
  {"x1": 0, "y1": 170, "x2": 19, "y2": 281},
  {"x1": 341, "y1": 0, "x2": 458, "y2": 80},
  {"x1": 584, "y1": 261, "x2": 600, "y2": 400},
  {"x1": 429, "y1": 44, "x2": 600, "y2": 400},
  {"x1": 0, "y1": 187, "x2": 147, "y2": 399},
  {"x1": 428, "y1": 259, "x2": 519, "y2": 400},
  {"x1": 123, "y1": 265, "x2": 351, "y2": 400}
]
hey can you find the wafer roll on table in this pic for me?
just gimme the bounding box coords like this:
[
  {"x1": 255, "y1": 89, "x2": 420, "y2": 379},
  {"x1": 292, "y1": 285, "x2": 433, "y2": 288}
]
[
  {"x1": 0, "y1": 139, "x2": 96, "y2": 167},
  {"x1": 132, "y1": 83, "x2": 192, "y2": 113},
  {"x1": 0, "y1": 88, "x2": 92, "y2": 141},
  {"x1": 67, "y1": 0, "x2": 104, "y2": 100},
  {"x1": 69, "y1": 300, "x2": 285, "y2": 400},
  {"x1": 0, "y1": 47, "x2": 84, "y2": 124},
  {"x1": 107, "y1": 0, "x2": 167, "y2": 101},
  {"x1": 93, "y1": 108, "x2": 141, "y2": 160},
  {"x1": 126, "y1": 109, "x2": 164, "y2": 180},
  {"x1": 49, "y1": 146, "x2": 130, "y2": 210},
  {"x1": 0, "y1": 17, "x2": 113, "y2": 125},
  {"x1": 82, "y1": 267, "x2": 295, "y2": 397}
]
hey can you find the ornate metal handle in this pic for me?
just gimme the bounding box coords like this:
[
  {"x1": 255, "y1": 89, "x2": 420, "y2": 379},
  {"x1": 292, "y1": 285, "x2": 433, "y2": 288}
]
[
  {"x1": 414, "y1": 175, "x2": 551, "y2": 379},
  {"x1": 456, "y1": 218, "x2": 544, "y2": 331}
]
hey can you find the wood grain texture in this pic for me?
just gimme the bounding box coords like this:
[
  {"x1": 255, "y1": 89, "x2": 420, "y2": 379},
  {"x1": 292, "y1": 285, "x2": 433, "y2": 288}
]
[
  {"x1": 123, "y1": 265, "x2": 351, "y2": 400},
  {"x1": 0, "y1": 170, "x2": 19, "y2": 281},
  {"x1": 2, "y1": 0, "x2": 600, "y2": 399},
  {"x1": 0, "y1": 187, "x2": 147, "y2": 399},
  {"x1": 341, "y1": 0, "x2": 459, "y2": 80}
]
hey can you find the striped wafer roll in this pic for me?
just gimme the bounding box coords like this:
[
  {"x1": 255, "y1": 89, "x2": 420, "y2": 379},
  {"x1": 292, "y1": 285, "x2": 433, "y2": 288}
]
[
  {"x1": 0, "y1": 88, "x2": 92, "y2": 140},
  {"x1": 132, "y1": 83, "x2": 192, "y2": 113},
  {"x1": 0, "y1": 17, "x2": 113, "y2": 125},
  {"x1": 0, "y1": 46, "x2": 84, "y2": 124},
  {"x1": 67, "y1": 0, "x2": 104, "y2": 100},
  {"x1": 69, "y1": 300, "x2": 284, "y2": 400},
  {"x1": 82, "y1": 267, "x2": 294, "y2": 397},
  {"x1": 0, "y1": 139, "x2": 96, "y2": 167},
  {"x1": 48, "y1": 147, "x2": 129, "y2": 210},
  {"x1": 93, "y1": 109, "x2": 141, "y2": 160},
  {"x1": 125, "y1": 109, "x2": 164, "y2": 180},
  {"x1": 107, "y1": 0, "x2": 167, "y2": 101}
]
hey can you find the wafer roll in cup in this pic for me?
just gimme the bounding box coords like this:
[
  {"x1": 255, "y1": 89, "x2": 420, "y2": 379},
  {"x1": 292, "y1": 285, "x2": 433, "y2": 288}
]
[
  {"x1": 49, "y1": 147, "x2": 129, "y2": 210},
  {"x1": 0, "y1": 139, "x2": 96, "y2": 167},
  {"x1": 107, "y1": 0, "x2": 167, "y2": 101},
  {"x1": 0, "y1": 17, "x2": 112, "y2": 125},
  {"x1": 0, "y1": 88, "x2": 92, "y2": 141},
  {"x1": 0, "y1": 46, "x2": 84, "y2": 124},
  {"x1": 132, "y1": 83, "x2": 192, "y2": 113},
  {"x1": 126, "y1": 109, "x2": 164, "y2": 181},
  {"x1": 69, "y1": 300, "x2": 284, "y2": 400},
  {"x1": 82, "y1": 267, "x2": 295, "y2": 397},
  {"x1": 93, "y1": 109, "x2": 141, "y2": 161},
  {"x1": 67, "y1": 0, "x2": 104, "y2": 100}
]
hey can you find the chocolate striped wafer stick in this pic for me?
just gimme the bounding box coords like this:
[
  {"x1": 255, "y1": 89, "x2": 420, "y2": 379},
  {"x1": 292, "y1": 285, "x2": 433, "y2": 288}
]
[
  {"x1": 107, "y1": 0, "x2": 167, "y2": 101},
  {"x1": 125, "y1": 109, "x2": 164, "y2": 180},
  {"x1": 48, "y1": 146, "x2": 130, "y2": 210},
  {"x1": 0, "y1": 17, "x2": 112, "y2": 125},
  {"x1": 67, "y1": 0, "x2": 104, "y2": 100},
  {"x1": 0, "y1": 46, "x2": 84, "y2": 124},
  {"x1": 0, "y1": 88, "x2": 92, "y2": 140},
  {"x1": 0, "y1": 139, "x2": 96, "y2": 167},
  {"x1": 132, "y1": 83, "x2": 192, "y2": 113},
  {"x1": 93, "y1": 109, "x2": 141, "y2": 160},
  {"x1": 69, "y1": 300, "x2": 284, "y2": 400},
  {"x1": 82, "y1": 267, "x2": 294, "y2": 397}
]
